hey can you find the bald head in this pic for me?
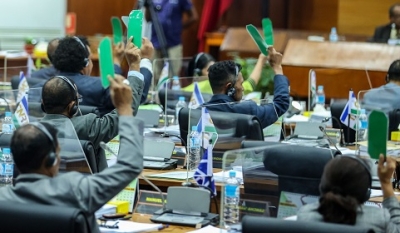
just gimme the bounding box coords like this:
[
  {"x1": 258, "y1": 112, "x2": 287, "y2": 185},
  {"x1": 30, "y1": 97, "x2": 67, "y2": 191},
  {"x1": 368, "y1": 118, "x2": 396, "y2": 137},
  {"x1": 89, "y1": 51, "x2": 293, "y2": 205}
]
[
  {"x1": 47, "y1": 38, "x2": 59, "y2": 63},
  {"x1": 42, "y1": 76, "x2": 76, "y2": 114}
]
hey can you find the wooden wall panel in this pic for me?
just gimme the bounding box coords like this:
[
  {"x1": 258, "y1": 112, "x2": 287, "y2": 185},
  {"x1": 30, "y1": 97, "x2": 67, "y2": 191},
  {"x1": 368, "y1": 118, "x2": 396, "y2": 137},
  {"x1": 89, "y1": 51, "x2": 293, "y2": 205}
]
[
  {"x1": 287, "y1": 0, "x2": 338, "y2": 32},
  {"x1": 338, "y1": 0, "x2": 397, "y2": 36}
]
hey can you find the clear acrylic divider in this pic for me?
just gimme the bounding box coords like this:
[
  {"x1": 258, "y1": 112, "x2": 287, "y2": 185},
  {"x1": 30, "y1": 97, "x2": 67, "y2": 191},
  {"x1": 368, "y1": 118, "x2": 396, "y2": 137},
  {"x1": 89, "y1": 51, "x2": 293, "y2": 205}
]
[
  {"x1": 0, "y1": 66, "x2": 28, "y2": 83},
  {"x1": 219, "y1": 144, "x2": 282, "y2": 230}
]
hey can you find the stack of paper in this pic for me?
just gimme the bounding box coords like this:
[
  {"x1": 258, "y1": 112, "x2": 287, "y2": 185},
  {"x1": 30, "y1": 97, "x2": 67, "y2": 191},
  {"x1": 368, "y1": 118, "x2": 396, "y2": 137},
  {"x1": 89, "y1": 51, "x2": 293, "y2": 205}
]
[
  {"x1": 100, "y1": 221, "x2": 162, "y2": 233},
  {"x1": 95, "y1": 204, "x2": 116, "y2": 219},
  {"x1": 357, "y1": 141, "x2": 400, "y2": 157}
]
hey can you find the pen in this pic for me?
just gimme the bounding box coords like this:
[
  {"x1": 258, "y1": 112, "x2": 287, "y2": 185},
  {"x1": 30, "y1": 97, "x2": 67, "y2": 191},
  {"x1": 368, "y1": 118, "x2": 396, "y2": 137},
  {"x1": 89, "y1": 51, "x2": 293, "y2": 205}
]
[{"x1": 157, "y1": 224, "x2": 169, "y2": 231}]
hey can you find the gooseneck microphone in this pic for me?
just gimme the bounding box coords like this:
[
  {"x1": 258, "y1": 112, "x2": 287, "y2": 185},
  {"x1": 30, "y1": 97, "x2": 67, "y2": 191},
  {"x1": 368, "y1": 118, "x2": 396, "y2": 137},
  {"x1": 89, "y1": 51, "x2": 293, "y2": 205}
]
[
  {"x1": 100, "y1": 141, "x2": 166, "y2": 211},
  {"x1": 322, "y1": 116, "x2": 345, "y2": 147},
  {"x1": 319, "y1": 126, "x2": 341, "y2": 158}
]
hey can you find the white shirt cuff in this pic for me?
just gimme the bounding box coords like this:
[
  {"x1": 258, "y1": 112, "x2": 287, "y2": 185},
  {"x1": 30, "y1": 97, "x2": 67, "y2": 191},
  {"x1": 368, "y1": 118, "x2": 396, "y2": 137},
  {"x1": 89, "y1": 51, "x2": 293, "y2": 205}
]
[
  {"x1": 140, "y1": 58, "x2": 153, "y2": 76},
  {"x1": 127, "y1": 71, "x2": 144, "y2": 81}
]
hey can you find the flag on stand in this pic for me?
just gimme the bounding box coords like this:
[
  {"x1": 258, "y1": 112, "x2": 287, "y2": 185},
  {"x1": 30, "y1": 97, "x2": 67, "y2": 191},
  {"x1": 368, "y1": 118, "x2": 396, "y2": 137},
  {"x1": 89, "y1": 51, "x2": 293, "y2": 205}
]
[
  {"x1": 340, "y1": 90, "x2": 359, "y2": 130},
  {"x1": 188, "y1": 82, "x2": 204, "y2": 109},
  {"x1": 193, "y1": 107, "x2": 218, "y2": 196},
  {"x1": 17, "y1": 71, "x2": 29, "y2": 103},
  {"x1": 13, "y1": 95, "x2": 29, "y2": 128},
  {"x1": 157, "y1": 62, "x2": 169, "y2": 90}
]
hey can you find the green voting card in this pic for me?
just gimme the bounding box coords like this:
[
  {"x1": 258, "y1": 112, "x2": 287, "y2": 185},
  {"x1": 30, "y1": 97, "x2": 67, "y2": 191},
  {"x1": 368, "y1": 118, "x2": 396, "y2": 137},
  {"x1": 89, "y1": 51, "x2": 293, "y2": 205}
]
[
  {"x1": 128, "y1": 10, "x2": 143, "y2": 48},
  {"x1": 262, "y1": 18, "x2": 274, "y2": 46},
  {"x1": 246, "y1": 24, "x2": 269, "y2": 56},
  {"x1": 98, "y1": 37, "x2": 115, "y2": 89},
  {"x1": 111, "y1": 17, "x2": 123, "y2": 44},
  {"x1": 368, "y1": 110, "x2": 388, "y2": 160}
]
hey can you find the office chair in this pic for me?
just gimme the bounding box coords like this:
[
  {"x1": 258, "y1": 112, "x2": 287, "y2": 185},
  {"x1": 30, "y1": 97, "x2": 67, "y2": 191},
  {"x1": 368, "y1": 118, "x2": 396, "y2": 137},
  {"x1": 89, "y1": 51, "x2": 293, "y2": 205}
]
[
  {"x1": 242, "y1": 215, "x2": 374, "y2": 233},
  {"x1": 11, "y1": 75, "x2": 45, "y2": 90},
  {"x1": 0, "y1": 201, "x2": 90, "y2": 233},
  {"x1": 388, "y1": 109, "x2": 400, "y2": 140},
  {"x1": 158, "y1": 89, "x2": 212, "y2": 111}
]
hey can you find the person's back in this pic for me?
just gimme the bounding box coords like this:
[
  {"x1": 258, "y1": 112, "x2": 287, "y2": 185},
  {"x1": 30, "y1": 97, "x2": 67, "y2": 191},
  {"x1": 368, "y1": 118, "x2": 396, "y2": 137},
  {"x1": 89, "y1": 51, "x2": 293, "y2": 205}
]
[
  {"x1": 363, "y1": 59, "x2": 400, "y2": 112},
  {"x1": 204, "y1": 47, "x2": 290, "y2": 128},
  {"x1": 0, "y1": 76, "x2": 143, "y2": 233},
  {"x1": 297, "y1": 155, "x2": 400, "y2": 233}
]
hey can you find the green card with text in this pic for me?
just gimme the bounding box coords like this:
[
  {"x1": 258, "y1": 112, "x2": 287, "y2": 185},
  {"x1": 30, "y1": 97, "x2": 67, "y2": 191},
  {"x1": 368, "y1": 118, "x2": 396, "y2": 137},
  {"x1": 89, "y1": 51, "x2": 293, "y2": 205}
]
[
  {"x1": 246, "y1": 24, "x2": 269, "y2": 56},
  {"x1": 368, "y1": 110, "x2": 388, "y2": 160},
  {"x1": 262, "y1": 18, "x2": 274, "y2": 46},
  {"x1": 111, "y1": 17, "x2": 123, "y2": 44},
  {"x1": 128, "y1": 10, "x2": 143, "y2": 48},
  {"x1": 98, "y1": 37, "x2": 115, "y2": 89}
]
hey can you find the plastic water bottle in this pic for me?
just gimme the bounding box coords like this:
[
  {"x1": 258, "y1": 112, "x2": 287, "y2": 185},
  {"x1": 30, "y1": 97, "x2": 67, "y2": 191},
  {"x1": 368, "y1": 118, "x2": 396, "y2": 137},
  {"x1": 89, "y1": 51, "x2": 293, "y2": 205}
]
[
  {"x1": 171, "y1": 76, "x2": 181, "y2": 90},
  {"x1": 358, "y1": 109, "x2": 368, "y2": 141},
  {"x1": 175, "y1": 96, "x2": 187, "y2": 125},
  {"x1": 2, "y1": 112, "x2": 14, "y2": 134},
  {"x1": 188, "y1": 126, "x2": 201, "y2": 170},
  {"x1": 329, "y1": 27, "x2": 338, "y2": 42},
  {"x1": 223, "y1": 170, "x2": 240, "y2": 229},
  {"x1": 316, "y1": 85, "x2": 325, "y2": 107},
  {"x1": 0, "y1": 148, "x2": 14, "y2": 187}
]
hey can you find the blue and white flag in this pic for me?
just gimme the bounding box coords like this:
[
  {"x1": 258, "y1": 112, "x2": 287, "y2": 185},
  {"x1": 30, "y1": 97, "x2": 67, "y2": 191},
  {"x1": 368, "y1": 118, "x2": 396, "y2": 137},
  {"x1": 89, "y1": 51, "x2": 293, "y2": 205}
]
[
  {"x1": 340, "y1": 90, "x2": 359, "y2": 130},
  {"x1": 157, "y1": 62, "x2": 169, "y2": 90},
  {"x1": 17, "y1": 71, "x2": 29, "y2": 103},
  {"x1": 13, "y1": 95, "x2": 29, "y2": 128},
  {"x1": 189, "y1": 82, "x2": 204, "y2": 109}
]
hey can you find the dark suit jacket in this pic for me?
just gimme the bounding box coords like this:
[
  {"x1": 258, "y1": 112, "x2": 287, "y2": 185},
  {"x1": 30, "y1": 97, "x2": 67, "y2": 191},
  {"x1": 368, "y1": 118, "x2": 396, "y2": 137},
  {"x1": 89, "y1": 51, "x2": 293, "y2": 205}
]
[
  {"x1": 205, "y1": 75, "x2": 290, "y2": 128},
  {"x1": 371, "y1": 23, "x2": 392, "y2": 43}
]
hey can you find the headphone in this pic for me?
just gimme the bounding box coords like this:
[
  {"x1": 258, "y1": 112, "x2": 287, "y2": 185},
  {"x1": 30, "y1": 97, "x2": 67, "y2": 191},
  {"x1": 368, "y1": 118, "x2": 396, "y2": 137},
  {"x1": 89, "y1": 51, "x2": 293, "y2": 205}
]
[
  {"x1": 29, "y1": 122, "x2": 58, "y2": 168},
  {"x1": 226, "y1": 65, "x2": 239, "y2": 97},
  {"x1": 320, "y1": 155, "x2": 372, "y2": 203},
  {"x1": 41, "y1": 76, "x2": 79, "y2": 117},
  {"x1": 193, "y1": 53, "x2": 204, "y2": 77},
  {"x1": 72, "y1": 36, "x2": 89, "y2": 67}
]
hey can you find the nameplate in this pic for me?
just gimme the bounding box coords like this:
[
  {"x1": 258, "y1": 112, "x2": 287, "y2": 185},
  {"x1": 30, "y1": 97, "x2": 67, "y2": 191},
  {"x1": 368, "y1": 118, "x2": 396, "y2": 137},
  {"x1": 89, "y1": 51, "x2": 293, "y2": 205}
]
[
  {"x1": 325, "y1": 128, "x2": 341, "y2": 145},
  {"x1": 239, "y1": 199, "x2": 271, "y2": 219},
  {"x1": 133, "y1": 190, "x2": 167, "y2": 215}
]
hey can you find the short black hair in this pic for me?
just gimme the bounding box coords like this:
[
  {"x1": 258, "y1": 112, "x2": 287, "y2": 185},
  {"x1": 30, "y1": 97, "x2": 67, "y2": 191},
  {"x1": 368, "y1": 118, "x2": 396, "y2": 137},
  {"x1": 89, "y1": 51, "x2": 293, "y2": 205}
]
[
  {"x1": 42, "y1": 76, "x2": 76, "y2": 114},
  {"x1": 389, "y1": 3, "x2": 400, "y2": 17},
  {"x1": 187, "y1": 53, "x2": 215, "y2": 77},
  {"x1": 52, "y1": 36, "x2": 90, "y2": 73},
  {"x1": 11, "y1": 122, "x2": 58, "y2": 173},
  {"x1": 388, "y1": 59, "x2": 400, "y2": 81},
  {"x1": 208, "y1": 60, "x2": 242, "y2": 93}
]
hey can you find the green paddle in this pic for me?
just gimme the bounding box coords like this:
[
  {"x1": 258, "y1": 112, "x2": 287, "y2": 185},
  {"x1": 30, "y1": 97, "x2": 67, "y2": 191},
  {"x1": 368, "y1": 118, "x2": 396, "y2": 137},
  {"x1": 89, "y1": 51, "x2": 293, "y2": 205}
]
[
  {"x1": 368, "y1": 110, "x2": 388, "y2": 160},
  {"x1": 246, "y1": 24, "x2": 269, "y2": 56},
  {"x1": 98, "y1": 37, "x2": 115, "y2": 89},
  {"x1": 127, "y1": 10, "x2": 143, "y2": 48},
  {"x1": 111, "y1": 17, "x2": 123, "y2": 44}
]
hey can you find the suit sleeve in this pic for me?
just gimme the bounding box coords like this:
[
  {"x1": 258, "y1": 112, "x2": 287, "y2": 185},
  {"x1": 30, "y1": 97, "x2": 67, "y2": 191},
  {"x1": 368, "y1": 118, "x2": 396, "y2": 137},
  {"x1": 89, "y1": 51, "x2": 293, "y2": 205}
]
[
  {"x1": 140, "y1": 58, "x2": 153, "y2": 104},
  {"x1": 72, "y1": 116, "x2": 144, "y2": 213},
  {"x1": 127, "y1": 71, "x2": 145, "y2": 115}
]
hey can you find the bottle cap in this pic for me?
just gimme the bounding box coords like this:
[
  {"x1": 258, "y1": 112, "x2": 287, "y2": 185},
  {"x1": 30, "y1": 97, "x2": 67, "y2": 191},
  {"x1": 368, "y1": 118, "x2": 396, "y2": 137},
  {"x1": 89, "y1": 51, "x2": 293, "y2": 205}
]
[
  {"x1": 179, "y1": 96, "x2": 185, "y2": 101},
  {"x1": 5, "y1": 112, "x2": 11, "y2": 117},
  {"x1": 173, "y1": 76, "x2": 179, "y2": 80},
  {"x1": 229, "y1": 170, "x2": 236, "y2": 178},
  {"x1": 2, "y1": 148, "x2": 10, "y2": 154},
  {"x1": 318, "y1": 85, "x2": 324, "y2": 90},
  {"x1": 330, "y1": 27, "x2": 337, "y2": 33},
  {"x1": 191, "y1": 126, "x2": 197, "y2": 131}
]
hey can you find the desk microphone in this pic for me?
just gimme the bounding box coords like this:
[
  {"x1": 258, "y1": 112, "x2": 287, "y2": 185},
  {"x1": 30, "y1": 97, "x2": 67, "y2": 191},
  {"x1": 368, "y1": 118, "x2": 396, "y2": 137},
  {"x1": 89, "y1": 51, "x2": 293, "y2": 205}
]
[
  {"x1": 319, "y1": 126, "x2": 341, "y2": 158},
  {"x1": 100, "y1": 141, "x2": 167, "y2": 212}
]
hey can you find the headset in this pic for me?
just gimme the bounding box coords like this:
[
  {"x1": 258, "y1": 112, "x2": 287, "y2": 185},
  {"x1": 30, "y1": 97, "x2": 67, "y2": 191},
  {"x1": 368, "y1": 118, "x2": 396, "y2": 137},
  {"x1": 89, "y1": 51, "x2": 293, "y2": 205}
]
[
  {"x1": 29, "y1": 122, "x2": 58, "y2": 168},
  {"x1": 193, "y1": 52, "x2": 204, "y2": 77},
  {"x1": 72, "y1": 36, "x2": 89, "y2": 67},
  {"x1": 319, "y1": 155, "x2": 372, "y2": 203},
  {"x1": 41, "y1": 76, "x2": 79, "y2": 117},
  {"x1": 226, "y1": 65, "x2": 239, "y2": 97}
]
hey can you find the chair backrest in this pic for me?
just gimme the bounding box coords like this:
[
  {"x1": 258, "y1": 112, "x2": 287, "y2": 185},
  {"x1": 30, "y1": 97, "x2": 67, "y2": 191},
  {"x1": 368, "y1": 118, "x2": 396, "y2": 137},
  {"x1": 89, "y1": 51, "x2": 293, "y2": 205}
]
[
  {"x1": 158, "y1": 89, "x2": 212, "y2": 110},
  {"x1": 11, "y1": 75, "x2": 45, "y2": 90},
  {"x1": 242, "y1": 215, "x2": 374, "y2": 233},
  {"x1": 388, "y1": 109, "x2": 400, "y2": 140},
  {"x1": 0, "y1": 201, "x2": 90, "y2": 233}
]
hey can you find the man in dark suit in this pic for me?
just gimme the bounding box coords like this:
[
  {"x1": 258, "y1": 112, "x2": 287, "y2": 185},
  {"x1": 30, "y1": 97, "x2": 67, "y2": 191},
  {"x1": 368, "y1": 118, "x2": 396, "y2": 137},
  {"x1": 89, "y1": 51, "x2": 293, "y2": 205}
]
[
  {"x1": 371, "y1": 3, "x2": 400, "y2": 43},
  {"x1": 204, "y1": 47, "x2": 290, "y2": 129}
]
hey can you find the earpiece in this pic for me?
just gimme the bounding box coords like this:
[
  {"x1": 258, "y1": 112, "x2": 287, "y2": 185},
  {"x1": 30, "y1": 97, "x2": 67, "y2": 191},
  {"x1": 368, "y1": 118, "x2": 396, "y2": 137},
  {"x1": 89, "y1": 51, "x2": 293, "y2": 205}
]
[
  {"x1": 41, "y1": 76, "x2": 79, "y2": 116},
  {"x1": 319, "y1": 155, "x2": 372, "y2": 203},
  {"x1": 193, "y1": 53, "x2": 204, "y2": 77},
  {"x1": 29, "y1": 122, "x2": 57, "y2": 167},
  {"x1": 226, "y1": 65, "x2": 239, "y2": 97},
  {"x1": 72, "y1": 36, "x2": 89, "y2": 67}
]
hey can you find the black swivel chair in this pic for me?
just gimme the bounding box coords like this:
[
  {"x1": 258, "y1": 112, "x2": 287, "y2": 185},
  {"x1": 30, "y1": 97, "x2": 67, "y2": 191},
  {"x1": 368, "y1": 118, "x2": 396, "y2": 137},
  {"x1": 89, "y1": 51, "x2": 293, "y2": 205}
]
[
  {"x1": 388, "y1": 109, "x2": 400, "y2": 140},
  {"x1": 158, "y1": 89, "x2": 212, "y2": 112},
  {"x1": 0, "y1": 201, "x2": 90, "y2": 233},
  {"x1": 242, "y1": 215, "x2": 374, "y2": 233},
  {"x1": 11, "y1": 75, "x2": 45, "y2": 90}
]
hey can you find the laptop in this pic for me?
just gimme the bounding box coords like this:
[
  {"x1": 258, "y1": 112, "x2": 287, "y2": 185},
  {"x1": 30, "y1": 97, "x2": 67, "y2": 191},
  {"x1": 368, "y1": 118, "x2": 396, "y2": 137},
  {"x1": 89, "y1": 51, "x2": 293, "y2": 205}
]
[
  {"x1": 143, "y1": 139, "x2": 177, "y2": 170},
  {"x1": 136, "y1": 109, "x2": 160, "y2": 128},
  {"x1": 289, "y1": 122, "x2": 325, "y2": 140}
]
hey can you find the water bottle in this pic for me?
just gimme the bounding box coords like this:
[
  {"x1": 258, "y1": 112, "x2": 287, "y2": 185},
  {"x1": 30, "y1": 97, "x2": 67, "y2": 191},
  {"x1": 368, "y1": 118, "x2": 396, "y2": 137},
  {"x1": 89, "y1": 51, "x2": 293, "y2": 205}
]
[
  {"x1": 2, "y1": 112, "x2": 14, "y2": 134},
  {"x1": 175, "y1": 96, "x2": 187, "y2": 125},
  {"x1": 0, "y1": 148, "x2": 14, "y2": 187},
  {"x1": 329, "y1": 27, "x2": 338, "y2": 42},
  {"x1": 223, "y1": 170, "x2": 240, "y2": 229},
  {"x1": 358, "y1": 109, "x2": 368, "y2": 141},
  {"x1": 316, "y1": 85, "x2": 325, "y2": 106},
  {"x1": 171, "y1": 76, "x2": 181, "y2": 90},
  {"x1": 188, "y1": 126, "x2": 201, "y2": 170}
]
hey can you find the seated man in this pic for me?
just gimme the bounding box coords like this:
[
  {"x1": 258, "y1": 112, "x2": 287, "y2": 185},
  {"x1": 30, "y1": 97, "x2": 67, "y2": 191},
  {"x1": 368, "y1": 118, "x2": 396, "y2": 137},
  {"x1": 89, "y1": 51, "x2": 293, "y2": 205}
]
[
  {"x1": 0, "y1": 76, "x2": 144, "y2": 233},
  {"x1": 363, "y1": 59, "x2": 400, "y2": 112},
  {"x1": 371, "y1": 3, "x2": 400, "y2": 43},
  {"x1": 204, "y1": 47, "x2": 290, "y2": 128},
  {"x1": 30, "y1": 37, "x2": 125, "y2": 80}
]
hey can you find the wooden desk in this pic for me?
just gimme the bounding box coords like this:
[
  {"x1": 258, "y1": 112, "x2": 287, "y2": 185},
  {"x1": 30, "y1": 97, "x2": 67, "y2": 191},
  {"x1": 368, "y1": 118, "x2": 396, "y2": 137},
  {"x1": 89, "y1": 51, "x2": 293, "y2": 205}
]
[{"x1": 131, "y1": 214, "x2": 195, "y2": 233}]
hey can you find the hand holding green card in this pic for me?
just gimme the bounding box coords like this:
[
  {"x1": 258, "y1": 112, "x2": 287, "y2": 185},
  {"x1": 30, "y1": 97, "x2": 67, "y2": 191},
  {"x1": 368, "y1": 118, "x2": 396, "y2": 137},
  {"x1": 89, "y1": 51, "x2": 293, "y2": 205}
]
[
  {"x1": 98, "y1": 37, "x2": 115, "y2": 89},
  {"x1": 127, "y1": 10, "x2": 143, "y2": 48},
  {"x1": 368, "y1": 110, "x2": 388, "y2": 160},
  {"x1": 111, "y1": 17, "x2": 123, "y2": 44}
]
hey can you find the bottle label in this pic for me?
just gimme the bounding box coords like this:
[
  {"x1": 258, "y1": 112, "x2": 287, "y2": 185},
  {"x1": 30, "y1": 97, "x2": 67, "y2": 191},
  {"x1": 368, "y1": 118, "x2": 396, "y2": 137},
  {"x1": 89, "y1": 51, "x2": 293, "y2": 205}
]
[
  {"x1": 225, "y1": 185, "x2": 238, "y2": 197},
  {"x1": 317, "y1": 95, "x2": 325, "y2": 104},
  {"x1": 0, "y1": 163, "x2": 13, "y2": 176}
]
